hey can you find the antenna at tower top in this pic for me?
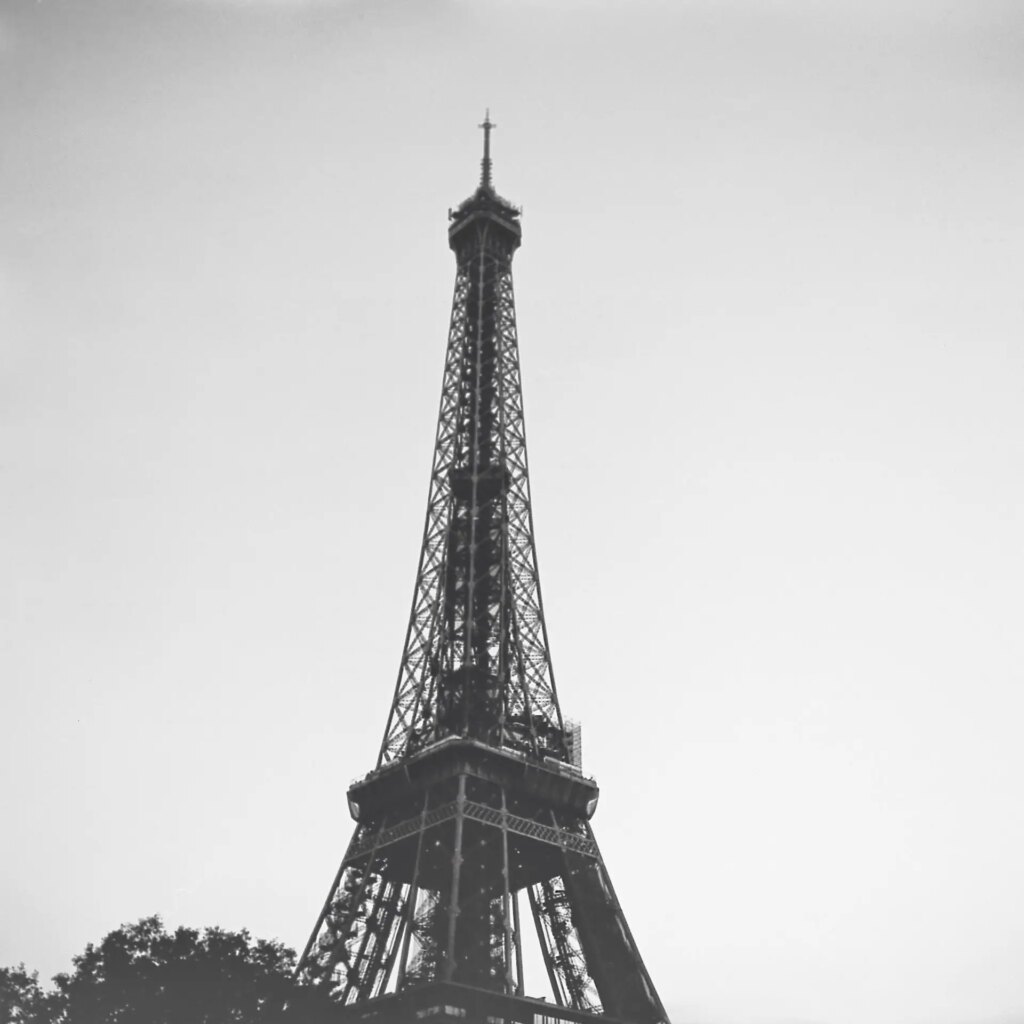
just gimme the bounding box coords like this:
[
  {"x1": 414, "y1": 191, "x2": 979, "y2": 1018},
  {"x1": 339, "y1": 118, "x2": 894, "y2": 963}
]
[{"x1": 479, "y1": 109, "x2": 495, "y2": 189}]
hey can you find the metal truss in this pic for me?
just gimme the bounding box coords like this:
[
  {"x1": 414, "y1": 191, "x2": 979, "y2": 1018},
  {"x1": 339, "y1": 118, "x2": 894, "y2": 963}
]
[
  {"x1": 296, "y1": 784, "x2": 666, "y2": 1021},
  {"x1": 298, "y1": 824, "x2": 406, "y2": 1002},
  {"x1": 377, "y1": 214, "x2": 564, "y2": 767},
  {"x1": 530, "y1": 876, "x2": 601, "y2": 1014},
  {"x1": 344, "y1": 799, "x2": 599, "y2": 864},
  {"x1": 297, "y1": 142, "x2": 669, "y2": 1024},
  {"x1": 550, "y1": 816, "x2": 668, "y2": 1023}
]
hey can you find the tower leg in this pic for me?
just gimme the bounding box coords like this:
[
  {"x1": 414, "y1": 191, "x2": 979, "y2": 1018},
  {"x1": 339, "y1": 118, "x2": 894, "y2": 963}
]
[
  {"x1": 553, "y1": 816, "x2": 668, "y2": 1024},
  {"x1": 529, "y1": 882, "x2": 566, "y2": 1007},
  {"x1": 512, "y1": 889, "x2": 524, "y2": 997},
  {"x1": 444, "y1": 775, "x2": 467, "y2": 982},
  {"x1": 396, "y1": 793, "x2": 430, "y2": 990},
  {"x1": 499, "y1": 787, "x2": 515, "y2": 995}
]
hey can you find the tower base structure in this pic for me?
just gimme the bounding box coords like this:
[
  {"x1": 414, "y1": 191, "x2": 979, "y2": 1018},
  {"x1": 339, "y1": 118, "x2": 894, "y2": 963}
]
[
  {"x1": 301, "y1": 739, "x2": 664, "y2": 1023},
  {"x1": 329, "y1": 981, "x2": 624, "y2": 1024}
]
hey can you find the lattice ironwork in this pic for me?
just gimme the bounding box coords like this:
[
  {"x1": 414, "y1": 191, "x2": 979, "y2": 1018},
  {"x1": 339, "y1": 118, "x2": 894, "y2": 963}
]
[
  {"x1": 376, "y1": 179, "x2": 564, "y2": 768},
  {"x1": 295, "y1": 119, "x2": 668, "y2": 1024},
  {"x1": 345, "y1": 800, "x2": 597, "y2": 864},
  {"x1": 530, "y1": 877, "x2": 601, "y2": 1014}
]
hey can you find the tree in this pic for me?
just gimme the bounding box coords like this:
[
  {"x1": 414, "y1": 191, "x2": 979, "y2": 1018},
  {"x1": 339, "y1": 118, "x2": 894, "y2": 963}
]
[
  {"x1": 3, "y1": 917, "x2": 335, "y2": 1024},
  {"x1": 0, "y1": 965, "x2": 62, "y2": 1024}
]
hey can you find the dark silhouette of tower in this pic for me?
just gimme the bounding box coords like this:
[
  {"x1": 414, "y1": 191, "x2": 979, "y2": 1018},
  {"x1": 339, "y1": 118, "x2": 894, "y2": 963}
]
[{"x1": 296, "y1": 115, "x2": 668, "y2": 1024}]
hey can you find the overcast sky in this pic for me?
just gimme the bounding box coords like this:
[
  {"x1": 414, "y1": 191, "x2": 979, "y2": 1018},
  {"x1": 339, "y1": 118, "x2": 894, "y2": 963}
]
[{"x1": 2, "y1": 2, "x2": 1023, "y2": 1023}]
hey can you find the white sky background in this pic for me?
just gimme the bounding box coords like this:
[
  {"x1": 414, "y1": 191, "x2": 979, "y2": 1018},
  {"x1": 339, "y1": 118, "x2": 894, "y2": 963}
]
[{"x1": 2, "y1": 1, "x2": 1023, "y2": 1022}]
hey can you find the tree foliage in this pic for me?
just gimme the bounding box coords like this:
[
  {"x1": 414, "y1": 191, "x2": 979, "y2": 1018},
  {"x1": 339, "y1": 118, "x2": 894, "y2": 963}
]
[
  {"x1": 1, "y1": 965, "x2": 62, "y2": 1024},
  {"x1": 3, "y1": 917, "x2": 333, "y2": 1024}
]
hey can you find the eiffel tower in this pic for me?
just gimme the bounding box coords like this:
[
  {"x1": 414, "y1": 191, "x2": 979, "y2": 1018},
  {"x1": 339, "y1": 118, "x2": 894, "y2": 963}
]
[{"x1": 296, "y1": 115, "x2": 668, "y2": 1024}]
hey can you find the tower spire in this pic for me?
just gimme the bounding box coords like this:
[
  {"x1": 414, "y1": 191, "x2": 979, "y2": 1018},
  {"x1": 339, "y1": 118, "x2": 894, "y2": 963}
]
[{"x1": 479, "y1": 108, "x2": 494, "y2": 189}]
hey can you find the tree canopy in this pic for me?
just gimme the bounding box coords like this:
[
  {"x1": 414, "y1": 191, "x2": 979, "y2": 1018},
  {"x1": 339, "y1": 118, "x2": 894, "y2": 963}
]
[
  {"x1": 2, "y1": 917, "x2": 334, "y2": 1024},
  {"x1": 1, "y1": 965, "x2": 62, "y2": 1024}
]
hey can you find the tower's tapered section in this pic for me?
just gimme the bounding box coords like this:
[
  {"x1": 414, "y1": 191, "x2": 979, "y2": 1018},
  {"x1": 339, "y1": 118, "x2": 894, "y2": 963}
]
[{"x1": 297, "y1": 120, "x2": 668, "y2": 1024}]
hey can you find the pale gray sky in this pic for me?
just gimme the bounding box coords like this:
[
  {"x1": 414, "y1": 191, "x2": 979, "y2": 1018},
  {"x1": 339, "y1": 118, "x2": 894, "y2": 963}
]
[{"x1": 2, "y1": 2, "x2": 1023, "y2": 1023}]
